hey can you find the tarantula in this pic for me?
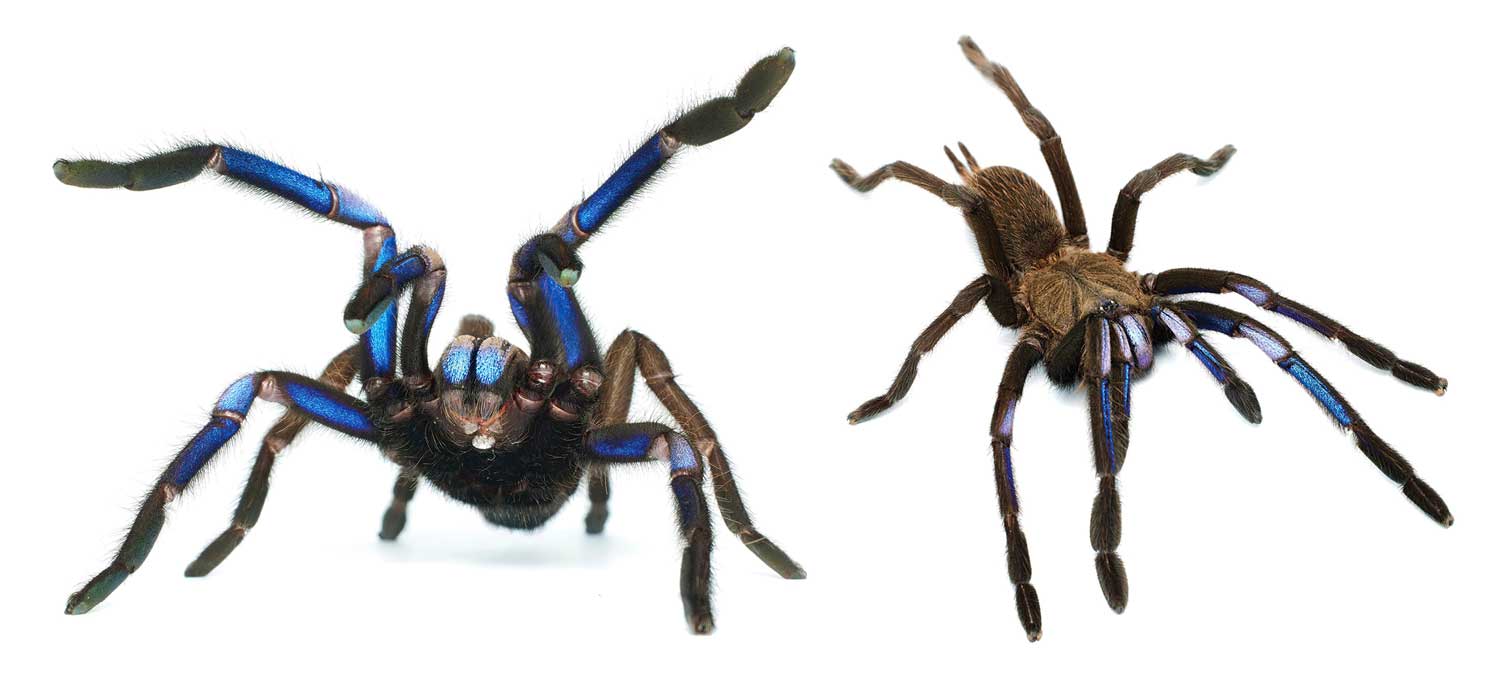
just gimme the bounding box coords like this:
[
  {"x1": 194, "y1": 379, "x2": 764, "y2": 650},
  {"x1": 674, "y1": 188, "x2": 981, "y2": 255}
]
[
  {"x1": 60, "y1": 49, "x2": 803, "y2": 633},
  {"x1": 830, "y1": 37, "x2": 1450, "y2": 641}
]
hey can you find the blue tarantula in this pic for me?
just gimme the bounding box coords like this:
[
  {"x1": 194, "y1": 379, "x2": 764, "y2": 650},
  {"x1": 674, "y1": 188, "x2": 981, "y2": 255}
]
[
  {"x1": 59, "y1": 49, "x2": 802, "y2": 633},
  {"x1": 831, "y1": 37, "x2": 1450, "y2": 641}
]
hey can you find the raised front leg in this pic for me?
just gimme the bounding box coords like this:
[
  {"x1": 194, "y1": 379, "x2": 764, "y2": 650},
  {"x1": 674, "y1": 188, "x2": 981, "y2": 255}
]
[
  {"x1": 1107, "y1": 146, "x2": 1235, "y2": 261},
  {"x1": 599, "y1": 330, "x2": 805, "y2": 581},
  {"x1": 959, "y1": 36, "x2": 1088, "y2": 245},
  {"x1": 53, "y1": 144, "x2": 401, "y2": 380},
  {"x1": 66, "y1": 371, "x2": 376, "y2": 614}
]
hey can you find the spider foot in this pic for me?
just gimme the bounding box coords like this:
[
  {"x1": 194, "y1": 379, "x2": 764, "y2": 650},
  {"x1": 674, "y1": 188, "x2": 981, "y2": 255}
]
[
  {"x1": 847, "y1": 396, "x2": 894, "y2": 425},
  {"x1": 584, "y1": 504, "x2": 608, "y2": 535},
  {"x1": 1095, "y1": 552, "x2": 1129, "y2": 614},
  {"x1": 742, "y1": 534, "x2": 807, "y2": 579},
  {"x1": 1015, "y1": 582, "x2": 1042, "y2": 642},
  {"x1": 665, "y1": 48, "x2": 794, "y2": 147},
  {"x1": 689, "y1": 610, "x2": 716, "y2": 635}
]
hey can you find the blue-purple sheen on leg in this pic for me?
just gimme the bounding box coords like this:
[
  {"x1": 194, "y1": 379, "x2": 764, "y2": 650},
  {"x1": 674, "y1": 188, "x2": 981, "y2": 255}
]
[{"x1": 573, "y1": 134, "x2": 668, "y2": 237}]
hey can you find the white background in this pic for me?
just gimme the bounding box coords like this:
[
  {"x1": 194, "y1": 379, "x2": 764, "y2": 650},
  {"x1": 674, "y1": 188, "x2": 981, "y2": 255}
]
[{"x1": 4, "y1": 1, "x2": 1496, "y2": 672}]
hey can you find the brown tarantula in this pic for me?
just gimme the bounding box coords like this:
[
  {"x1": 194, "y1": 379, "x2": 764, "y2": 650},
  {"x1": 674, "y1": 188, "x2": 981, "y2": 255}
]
[{"x1": 830, "y1": 37, "x2": 1450, "y2": 641}]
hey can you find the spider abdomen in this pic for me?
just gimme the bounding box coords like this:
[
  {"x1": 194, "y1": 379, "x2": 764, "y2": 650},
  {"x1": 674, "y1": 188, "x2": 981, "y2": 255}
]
[{"x1": 967, "y1": 166, "x2": 1065, "y2": 268}]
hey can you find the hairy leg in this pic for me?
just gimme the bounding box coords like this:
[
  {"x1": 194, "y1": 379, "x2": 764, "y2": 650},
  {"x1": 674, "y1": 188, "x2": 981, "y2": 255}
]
[
  {"x1": 599, "y1": 330, "x2": 805, "y2": 580},
  {"x1": 185, "y1": 346, "x2": 362, "y2": 576},
  {"x1": 1107, "y1": 146, "x2": 1235, "y2": 261},
  {"x1": 54, "y1": 144, "x2": 401, "y2": 379},
  {"x1": 991, "y1": 336, "x2": 1046, "y2": 640},
  {"x1": 585, "y1": 423, "x2": 715, "y2": 633},
  {"x1": 1174, "y1": 300, "x2": 1451, "y2": 525},
  {"x1": 1148, "y1": 268, "x2": 1446, "y2": 393},
  {"x1": 958, "y1": 35, "x2": 1087, "y2": 245},
  {"x1": 379, "y1": 468, "x2": 421, "y2": 541},
  {"x1": 66, "y1": 371, "x2": 375, "y2": 614},
  {"x1": 848, "y1": 275, "x2": 992, "y2": 424}
]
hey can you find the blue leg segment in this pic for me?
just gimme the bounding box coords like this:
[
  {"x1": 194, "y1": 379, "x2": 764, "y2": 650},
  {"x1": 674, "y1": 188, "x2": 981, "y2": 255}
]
[
  {"x1": 54, "y1": 143, "x2": 401, "y2": 381},
  {"x1": 585, "y1": 421, "x2": 715, "y2": 632},
  {"x1": 64, "y1": 370, "x2": 375, "y2": 615},
  {"x1": 172, "y1": 372, "x2": 376, "y2": 486},
  {"x1": 1173, "y1": 300, "x2": 1452, "y2": 526},
  {"x1": 1153, "y1": 304, "x2": 1262, "y2": 423},
  {"x1": 345, "y1": 246, "x2": 447, "y2": 383},
  {"x1": 1150, "y1": 268, "x2": 1447, "y2": 393}
]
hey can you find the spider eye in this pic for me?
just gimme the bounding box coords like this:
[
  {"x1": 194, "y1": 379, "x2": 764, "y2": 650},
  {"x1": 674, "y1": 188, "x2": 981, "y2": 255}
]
[{"x1": 1099, "y1": 299, "x2": 1119, "y2": 313}]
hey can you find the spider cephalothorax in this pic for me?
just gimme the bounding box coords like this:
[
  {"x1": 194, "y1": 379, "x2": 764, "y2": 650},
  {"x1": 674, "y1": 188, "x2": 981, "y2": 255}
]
[
  {"x1": 831, "y1": 36, "x2": 1450, "y2": 642},
  {"x1": 61, "y1": 49, "x2": 803, "y2": 634}
]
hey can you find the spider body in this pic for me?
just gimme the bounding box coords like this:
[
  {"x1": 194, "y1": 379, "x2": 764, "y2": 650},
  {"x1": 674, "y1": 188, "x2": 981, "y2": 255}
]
[
  {"x1": 61, "y1": 49, "x2": 803, "y2": 634},
  {"x1": 831, "y1": 37, "x2": 1450, "y2": 642}
]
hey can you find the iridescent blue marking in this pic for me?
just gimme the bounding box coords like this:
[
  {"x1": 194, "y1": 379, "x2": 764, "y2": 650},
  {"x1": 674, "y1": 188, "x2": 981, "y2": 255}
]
[
  {"x1": 671, "y1": 476, "x2": 701, "y2": 525},
  {"x1": 441, "y1": 338, "x2": 475, "y2": 385},
  {"x1": 1239, "y1": 323, "x2": 1290, "y2": 361},
  {"x1": 422, "y1": 283, "x2": 444, "y2": 339},
  {"x1": 1230, "y1": 282, "x2": 1269, "y2": 306},
  {"x1": 172, "y1": 418, "x2": 240, "y2": 486},
  {"x1": 667, "y1": 434, "x2": 699, "y2": 472},
  {"x1": 998, "y1": 399, "x2": 1016, "y2": 438},
  {"x1": 215, "y1": 375, "x2": 257, "y2": 415},
  {"x1": 576, "y1": 134, "x2": 667, "y2": 233},
  {"x1": 1154, "y1": 307, "x2": 1193, "y2": 342},
  {"x1": 508, "y1": 294, "x2": 532, "y2": 333},
  {"x1": 539, "y1": 273, "x2": 588, "y2": 369},
  {"x1": 282, "y1": 380, "x2": 374, "y2": 435},
  {"x1": 558, "y1": 223, "x2": 580, "y2": 246},
  {"x1": 1274, "y1": 304, "x2": 1336, "y2": 337},
  {"x1": 329, "y1": 184, "x2": 386, "y2": 226},
  {"x1": 1188, "y1": 308, "x2": 1237, "y2": 336},
  {"x1": 386, "y1": 253, "x2": 428, "y2": 284},
  {"x1": 591, "y1": 433, "x2": 654, "y2": 460},
  {"x1": 1281, "y1": 356, "x2": 1352, "y2": 426},
  {"x1": 1099, "y1": 378, "x2": 1117, "y2": 473},
  {"x1": 363, "y1": 237, "x2": 398, "y2": 376},
  {"x1": 1122, "y1": 364, "x2": 1132, "y2": 415},
  {"x1": 216, "y1": 147, "x2": 332, "y2": 215},
  {"x1": 475, "y1": 339, "x2": 507, "y2": 387},
  {"x1": 1002, "y1": 443, "x2": 1018, "y2": 506},
  {"x1": 1189, "y1": 339, "x2": 1229, "y2": 383}
]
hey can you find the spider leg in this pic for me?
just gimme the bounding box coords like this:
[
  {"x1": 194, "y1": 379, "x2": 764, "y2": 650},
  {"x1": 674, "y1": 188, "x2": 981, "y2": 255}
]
[
  {"x1": 1083, "y1": 317, "x2": 1131, "y2": 613},
  {"x1": 1148, "y1": 269, "x2": 1447, "y2": 394},
  {"x1": 1107, "y1": 146, "x2": 1236, "y2": 261},
  {"x1": 958, "y1": 35, "x2": 1087, "y2": 245},
  {"x1": 828, "y1": 157, "x2": 979, "y2": 208},
  {"x1": 584, "y1": 467, "x2": 611, "y2": 535},
  {"x1": 343, "y1": 245, "x2": 448, "y2": 389},
  {"x1": 54, "y1": 145, "x2": 401, "y2": 380},
  {"x1": 1152, "y1": 305, "x2": 1263, "y2": 423},
  {"x1": 848, "y1": 275, "x2": 995, "y2": 424},
  {"x1": 378, "y1": 468, "x2": 421, "y2": 541},
  {"x1": 584, "y1": 423, "x2": 715, "y2": 634},
  {"x1": 1173, "y1": 300, "x2": 1452, "y2": 526},
  {"x1": 541, "y1": 48, "x2": 795, "y2": 252},
  {"x1": 599, "y1": 330, "x2": 805, "y2": 580},
  {"x1": 991, "y1": 336, "x2": 1046, "y2": 641},
  {"x1": 184, "y1": 345, "x2": 362, "y2": 577},
  {"x1": 66, "y1": 372, "x2": 376, "y2": 615}
]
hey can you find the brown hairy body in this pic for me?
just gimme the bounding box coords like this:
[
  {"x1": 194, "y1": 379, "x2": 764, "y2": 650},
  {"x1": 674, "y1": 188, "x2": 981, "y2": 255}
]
[{"x1": 830, "y1": 35, "x2": 1451, "y2": 643}]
